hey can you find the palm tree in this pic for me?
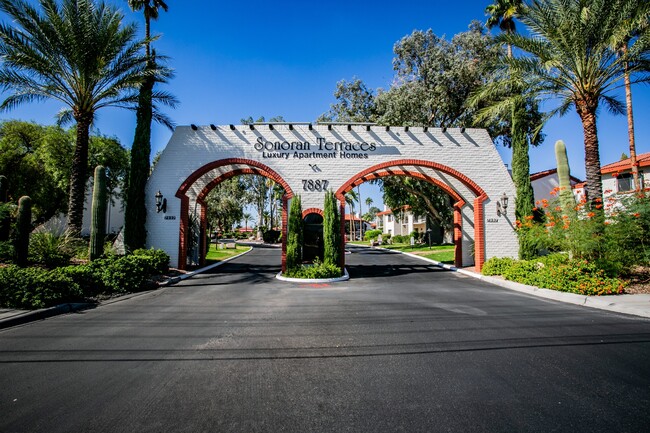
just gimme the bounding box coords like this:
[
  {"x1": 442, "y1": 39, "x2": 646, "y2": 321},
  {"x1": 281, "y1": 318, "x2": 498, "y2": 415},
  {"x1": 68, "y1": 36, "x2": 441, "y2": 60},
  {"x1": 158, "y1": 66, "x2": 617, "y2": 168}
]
[
  {"x1": 127, "y1": 0, "x2": 168, "y2": 58},
  {"x1": 243, "y1": 212, "x2": 251, "y2": 233},
  {"x1": 365, "y1": 197, "x2": 373, "y2": 208},
  {"x1": 485, "y1": 0, "x2": 524, "y2": 57},
  {"x1": 345, "y1": 190, "x2": 358, "y2": 242},
  {"x1": 484, "y1": 0, "x2": 540, "y2": 260},
  {"x1": 484, "y1": 0, "x2": 650, "y2": 205},
  {"x1": 124, "y1": 0, "x2": 172, "y2": 251},
  {"x1": 610, "y1": 3, "x2": 650, "y2": 191},
  {"x1": 0, "y1": 0, "x2": 171, "y2": 234}
]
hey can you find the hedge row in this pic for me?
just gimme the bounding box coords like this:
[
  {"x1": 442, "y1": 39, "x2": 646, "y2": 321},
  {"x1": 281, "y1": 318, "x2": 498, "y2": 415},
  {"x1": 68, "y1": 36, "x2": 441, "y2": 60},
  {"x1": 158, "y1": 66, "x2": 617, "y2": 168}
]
[
  {"x1": 482, "y1": 254, "x2": 625, "y2": 296},
  {"x1": 0, "y1": 249, "x2": 169, "y2": 309}
]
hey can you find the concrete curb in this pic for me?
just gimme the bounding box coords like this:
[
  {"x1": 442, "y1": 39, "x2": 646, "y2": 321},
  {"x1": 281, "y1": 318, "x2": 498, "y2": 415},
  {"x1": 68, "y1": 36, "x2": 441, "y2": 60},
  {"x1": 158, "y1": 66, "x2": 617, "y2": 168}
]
[
  {"x1": 166, "y1": 247, "x2": 253, "y2": 284},
  {"x1": 0, "y1": 303, "x2": 94, "y2": 330},
  {"x1": 276, "y1": 267, "x2": 350, "y2": 283},
  {"x1": 355, "y1": 244, "x2": 650, "y2": 319}
]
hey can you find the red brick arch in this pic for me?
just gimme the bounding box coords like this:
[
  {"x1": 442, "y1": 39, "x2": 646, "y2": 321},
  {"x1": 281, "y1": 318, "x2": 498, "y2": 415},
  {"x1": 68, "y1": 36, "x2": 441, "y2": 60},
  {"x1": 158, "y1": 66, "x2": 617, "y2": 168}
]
[
  {"x1": 175, "y1": 158, "x2": 293, "y2": 270},
  {"x1": 302, "y1": 208, "x2": 324, "y2": 218},
  {"x1": 336, "y1": 159, "x2": 488, "y2": 271}
]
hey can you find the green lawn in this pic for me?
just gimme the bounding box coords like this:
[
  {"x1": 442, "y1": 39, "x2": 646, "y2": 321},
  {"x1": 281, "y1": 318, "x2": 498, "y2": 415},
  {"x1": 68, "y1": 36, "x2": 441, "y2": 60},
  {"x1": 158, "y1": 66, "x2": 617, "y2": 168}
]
[
  {"x1": 205, "y1": 244, "x2": 251, "y2": 262},
  {"x1": 347, "y1": 241, "x2": 456, "y2": 264}
]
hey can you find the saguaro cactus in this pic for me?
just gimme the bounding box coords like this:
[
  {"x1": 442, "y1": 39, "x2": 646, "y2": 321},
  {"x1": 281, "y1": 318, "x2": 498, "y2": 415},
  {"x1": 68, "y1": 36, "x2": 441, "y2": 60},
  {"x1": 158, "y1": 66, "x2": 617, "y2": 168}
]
[
  {"x1": 555, "y1": 140, "x2": 575, "y2": 213},
  {"x1": 15, "y1": 196, "x2": 32, "y2": 266},
  {"x1": 0, "y1": 175, "x2": 9, "y2": 242},
  {"x1": 89, "y1": 166, "x2": 107, "y2": 261}
]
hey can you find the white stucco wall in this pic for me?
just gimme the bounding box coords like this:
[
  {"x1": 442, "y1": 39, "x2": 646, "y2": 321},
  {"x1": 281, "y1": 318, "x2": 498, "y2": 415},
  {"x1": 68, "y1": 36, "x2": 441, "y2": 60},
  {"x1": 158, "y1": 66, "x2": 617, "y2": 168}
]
[{"x1": 146, "y1": 125, "x2": 518, "y2": 267}]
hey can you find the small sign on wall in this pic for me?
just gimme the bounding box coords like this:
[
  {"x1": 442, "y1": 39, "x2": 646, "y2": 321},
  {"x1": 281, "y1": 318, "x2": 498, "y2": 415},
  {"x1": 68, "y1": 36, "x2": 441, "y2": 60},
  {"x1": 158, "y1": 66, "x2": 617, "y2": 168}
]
[{"x1": 164, "y1": 215, "x2": 176, "y2": 220}]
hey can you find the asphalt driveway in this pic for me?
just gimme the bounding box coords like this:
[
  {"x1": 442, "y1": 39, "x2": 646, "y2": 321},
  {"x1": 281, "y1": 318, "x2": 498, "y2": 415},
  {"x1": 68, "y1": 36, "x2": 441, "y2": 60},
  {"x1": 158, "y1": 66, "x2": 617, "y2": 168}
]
[{"x1": 1, "y1": 245, "x2": 649, "y2": 432}]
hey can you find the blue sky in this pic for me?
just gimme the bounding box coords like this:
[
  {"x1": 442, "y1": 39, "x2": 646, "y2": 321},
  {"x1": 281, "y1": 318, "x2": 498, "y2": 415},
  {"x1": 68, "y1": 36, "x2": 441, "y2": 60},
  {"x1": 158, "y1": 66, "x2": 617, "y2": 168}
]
[{"x1": 1, "y1": 0, "x2": 649, "y2": 215}]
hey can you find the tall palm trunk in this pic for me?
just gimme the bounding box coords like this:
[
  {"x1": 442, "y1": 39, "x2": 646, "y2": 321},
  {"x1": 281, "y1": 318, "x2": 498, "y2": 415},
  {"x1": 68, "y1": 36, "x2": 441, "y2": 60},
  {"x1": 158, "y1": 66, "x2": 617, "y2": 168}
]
[
  {"x1": 623, "y1": 53, "x2": 640, "y2": 191},
  {"x1": 577, "y1": 102, "x2": 603, "y2": 204},
  {"x1": 68, "y1": 114, "x2": 92, "y2": 234},
  {"x1": 356, "y1": 186, "x2": 363, "y2": 239}
]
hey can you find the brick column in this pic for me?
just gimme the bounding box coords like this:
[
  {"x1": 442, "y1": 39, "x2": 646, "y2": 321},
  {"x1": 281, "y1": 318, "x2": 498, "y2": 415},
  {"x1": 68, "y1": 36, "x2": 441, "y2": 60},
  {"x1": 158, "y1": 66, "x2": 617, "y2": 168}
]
[
  {"x1": 453, "y1": 202, "x2": 463, "y2": 267},
  {"x1": 281, "y1": 194, "x2": 288, "y2": 273},
  {"x1": 473, "y1": 194, "x2": 487, "y2": 272}
]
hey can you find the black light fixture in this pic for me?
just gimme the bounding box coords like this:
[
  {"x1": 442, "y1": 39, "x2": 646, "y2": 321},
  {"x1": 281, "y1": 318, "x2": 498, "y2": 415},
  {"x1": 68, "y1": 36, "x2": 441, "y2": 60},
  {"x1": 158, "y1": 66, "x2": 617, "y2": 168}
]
[
  {"x1": 347, "y1": 124, "x2": 352, "y2": 131},
  {"x1": 289, "y1": 124, "x2": 294, "y2": 130},
  {"x1": 308, "y1": 123, "x2": 313, "y2": 130},
  {"x1": 328, "y1": 124, "x2": 333, "y2": 131},
  {"x1": 366, "y1": 125, "x2": 371, "y2": 131},
  {"x1": 210, "y1": 124, "x2": 217, "y2": 130},
  {"x1": 229, "y1": 124, "x2": 236, "y2": 130},
  {"x1": 460, "y1": 127, "x2": 466, "y2": 133},
  {"x1": 385, "y1": 125, "x2": 390, "y2": 132},
  {"x1": 404, "y1": 126, "x2": 409, "y2": 132},
  {"x1": 269, "y1": 124, "x2": 274, "y2": 130},
  {"x1": 441, "y1": 126, "x2": 447, "y2": 133},
  {"x1": 155, "y1": 190, "x2": 167, "y2": 214},
  {"x1": 496, "y1": 192, "x2": 508, "y2": 217},
  {"x1": 249, "y1": 124, "x2": 255, "y2": 130},
  {"x1": 190, "y1": 124, "x2": 198, "y2": 131},
  {"x1": 423, "y1": 126, "x2": 428, "y2": 132}
]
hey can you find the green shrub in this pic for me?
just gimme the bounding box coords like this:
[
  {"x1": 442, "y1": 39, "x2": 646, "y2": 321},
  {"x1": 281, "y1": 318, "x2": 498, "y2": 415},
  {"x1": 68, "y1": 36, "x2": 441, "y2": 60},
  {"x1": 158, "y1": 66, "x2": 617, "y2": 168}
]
[
  {"x1": 99, "y1": 255, "x2": 153, "y2": 293},
  {"x1": 0, "y1": 265, "x2": 81, "y2": 309},
  {"x1": 29, "y1": 231, "x2": 84, "y2": 268},
  {"x1": 363, "y1": 229, "x2": 382, "y2": 241},
  {"x1": 0, "y1": 240, "x2": 14, "y2": 263},
  {"x1": 481, "y1": 256, "x2": 516, "y2": 276},
  {"x1": 392, "y1": 235, "x2": 407, "y2": 244},
  {"x1": 496, "y1": 257, "x2": 625, "y2": 296},
  {"x1": 284, "y1": 258, "x2": 342, "y2": 279},
  {"x1": 59, "y1": 264, "x2": 105, "y2": 297},
  {"x1": 133, "y1": 248, "x2": 170, "y2": 274},
  {"x1": 262, "y1": 230, "x2": 281, "y2": 244}
]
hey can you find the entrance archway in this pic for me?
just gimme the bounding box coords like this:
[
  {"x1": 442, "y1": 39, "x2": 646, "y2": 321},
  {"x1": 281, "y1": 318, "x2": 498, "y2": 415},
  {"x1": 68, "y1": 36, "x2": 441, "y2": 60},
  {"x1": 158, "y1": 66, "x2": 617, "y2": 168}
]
[
  {"x1": 302, "y1": 209, "x2": 324, "y2": 263},
  {"x1": 145, "y1": 124, "x2": 517, "y2": 271},
  {"x1": 174, "y1": 158, "x2": 293, "y2": 270},
  {"x1": 336, "y1": 159, "x2": 486, "y2": 270}
]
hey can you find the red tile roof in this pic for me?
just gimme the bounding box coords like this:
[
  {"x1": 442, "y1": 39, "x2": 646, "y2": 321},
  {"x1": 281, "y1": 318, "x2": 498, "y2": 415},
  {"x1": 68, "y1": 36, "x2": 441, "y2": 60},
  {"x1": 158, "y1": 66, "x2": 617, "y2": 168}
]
[
  {"x1": 344, "y1": 214, "x2": 364, "y2": 221},
  {"x1": 601, "y1": 152, "x2": 650, "y2": 174},
  {"x1": 530, "y1": 168, "x2": 582, "y2": 183}
]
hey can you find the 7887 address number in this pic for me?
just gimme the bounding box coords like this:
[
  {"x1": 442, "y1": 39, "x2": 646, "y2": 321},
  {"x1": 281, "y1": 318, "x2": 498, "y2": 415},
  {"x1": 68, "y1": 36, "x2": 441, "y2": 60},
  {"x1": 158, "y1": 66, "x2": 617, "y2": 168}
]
[{"x1": 302, "y1": 179, "x2": 329, "y2": 191}]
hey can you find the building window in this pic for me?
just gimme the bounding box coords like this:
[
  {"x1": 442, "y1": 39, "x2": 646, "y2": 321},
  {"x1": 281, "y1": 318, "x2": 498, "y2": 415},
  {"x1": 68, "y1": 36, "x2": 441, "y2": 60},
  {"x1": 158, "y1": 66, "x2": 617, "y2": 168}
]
[{"x1": 617, "y1": 173, "x2": 635, "y2": 192}]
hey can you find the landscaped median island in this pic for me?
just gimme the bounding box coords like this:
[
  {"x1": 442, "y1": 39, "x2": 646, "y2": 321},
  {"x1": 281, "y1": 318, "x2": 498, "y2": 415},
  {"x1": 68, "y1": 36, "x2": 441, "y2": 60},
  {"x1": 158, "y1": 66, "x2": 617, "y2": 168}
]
[{"x1": 280, "y1": 191, "x2": 346, "y2": 281}]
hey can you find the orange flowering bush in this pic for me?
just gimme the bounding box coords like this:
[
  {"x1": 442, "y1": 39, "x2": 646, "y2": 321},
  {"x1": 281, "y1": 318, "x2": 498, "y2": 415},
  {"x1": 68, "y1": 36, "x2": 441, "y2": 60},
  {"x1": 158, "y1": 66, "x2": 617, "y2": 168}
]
[{"x1": 516, "y1": 192, "x2": 650, "y2": 277}]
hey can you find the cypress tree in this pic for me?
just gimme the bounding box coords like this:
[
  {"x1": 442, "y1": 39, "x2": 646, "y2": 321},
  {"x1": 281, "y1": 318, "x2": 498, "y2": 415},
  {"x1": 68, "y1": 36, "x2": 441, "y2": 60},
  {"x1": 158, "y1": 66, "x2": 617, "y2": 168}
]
[
  {"x1": 286, "y1": 195, "x2": 303, "y2": 271},
  {"x1": 511, "y1": 98, "x2": 537, "y2": 259},
  {"x1": 89, "y1": 166, "x2": 107, "y2": 261},
  {"x1": 124, "y1": 69, "x2": 154, "y2": 252},
  {"x1": 323, "y1": 190, "x2": 341, "y2": 271}
]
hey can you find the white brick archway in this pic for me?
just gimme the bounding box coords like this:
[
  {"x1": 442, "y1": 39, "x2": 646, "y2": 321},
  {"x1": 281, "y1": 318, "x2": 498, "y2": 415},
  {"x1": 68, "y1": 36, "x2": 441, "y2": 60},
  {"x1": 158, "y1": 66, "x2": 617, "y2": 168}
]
[{"x1": 146, "y1": 124, "x2": 518, "y2": 271}]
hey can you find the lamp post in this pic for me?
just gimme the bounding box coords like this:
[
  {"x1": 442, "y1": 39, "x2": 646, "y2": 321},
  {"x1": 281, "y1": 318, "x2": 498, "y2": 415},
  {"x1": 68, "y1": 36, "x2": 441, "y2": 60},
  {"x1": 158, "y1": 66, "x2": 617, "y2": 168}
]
[{"x1": 427, "y1": 228, "x2": 432, "y2": 250}]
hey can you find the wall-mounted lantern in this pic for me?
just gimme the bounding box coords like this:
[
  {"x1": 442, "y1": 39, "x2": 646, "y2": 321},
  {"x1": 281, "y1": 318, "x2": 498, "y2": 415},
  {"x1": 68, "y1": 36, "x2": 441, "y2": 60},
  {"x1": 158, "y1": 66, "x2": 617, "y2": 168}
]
[
  {"x1": 496, "y1": 192, "x2": 508, "y2": 217},
  {"x1": 155, "y1": 190, "x2": 167, "y2": 213}
]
